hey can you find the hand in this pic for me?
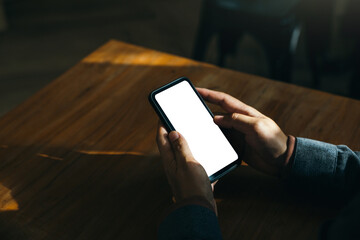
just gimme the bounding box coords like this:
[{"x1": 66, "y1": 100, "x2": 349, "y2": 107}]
[
  {"x1": 197, "y1": 88, "x2": 288, "y2": 177},
  {"x1": 156, "y1": 123, "x2": 216, "y2": 210}
]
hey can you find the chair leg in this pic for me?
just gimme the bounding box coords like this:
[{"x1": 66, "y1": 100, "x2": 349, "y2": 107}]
[
  {"x1": 280, "y1": 53, "x2": 293, "y2": 82},
  {"x1": 301, "y1": 0, "x2": 334, "y2": 88},
  {"x1": 308, "y1": 52, "x2": 321, "y2": 89},
  {"x1": 264, "y1": 43, "x2": 293, "y2": 82},
  {"x1": 305, "y1": 27, "x2": 328, "y2": 89},
  {"x1": 350, "y1": 43, "x2": 360, "y2": 99},
  {"x1": 349, "y1": 72, "x2": 360, "y2": 99},
  {"x1": 257, "y1": 19, "x2": 298, "y2": 82},
  {"x1": 305, "y1": 23, "x2": 327, "y2": 89},
  {"x1": 217, "y1": 32, "x2": 239, "y2": 67},
  {"x1": 192, "y1": 22, "x2": 214, "y2": 61},
  {"x1": 192, "y1": 1, "x2": 214, "y2": 61}
]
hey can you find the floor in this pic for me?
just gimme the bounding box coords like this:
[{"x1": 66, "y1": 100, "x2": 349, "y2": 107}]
[{"x1": 0, "y1": 0, "x2": 353, "y2": 116}]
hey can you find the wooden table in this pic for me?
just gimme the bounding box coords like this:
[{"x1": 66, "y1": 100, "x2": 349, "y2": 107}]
[{"x1": 0, "y1": 40, "x2": 359, "y2": 239}]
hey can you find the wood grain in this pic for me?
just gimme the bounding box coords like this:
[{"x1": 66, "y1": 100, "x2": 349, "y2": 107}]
[{"x1": 0, "y1": 40, "x2": 359, "y2": 239}]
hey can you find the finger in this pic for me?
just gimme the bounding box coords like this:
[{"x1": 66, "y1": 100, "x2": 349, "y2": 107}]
[
  {"x1": 211, "y1": 180, "x2": 218, "y2": 192},
  {"x1": 168, "y1": 131, "x2": 195, "y2": 165},
  {"x1": 156, "y1": 123, "x2": 175, "y2": 162},
  {"x1": 196, "y1": 88, "x2": 261, "y2": 117},
  {"x1": 214, "y1": 113, "x2": 257, "y2": 134}
]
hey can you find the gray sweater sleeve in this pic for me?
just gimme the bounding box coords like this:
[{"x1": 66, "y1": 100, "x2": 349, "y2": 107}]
[
  {"x1": 290, "y1": 137, "x2": 360, "y2": 198},
  {"x1": 158, "y1": 205, "x2": 222, "y2": 240},
  {"x1": 289, "y1": 138, "x2": 360, "y2": 239}
]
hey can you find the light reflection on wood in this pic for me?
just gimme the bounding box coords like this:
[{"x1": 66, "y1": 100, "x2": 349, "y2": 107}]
[
  {"x1": 82, "y1": 41, "x2": 191, "y2": 67},
  {"x1": 37, "y1": 153, "x2": 63, "y2": 161},
  {"x1": 0, "y1": 185, "x2": 19, "y2": 212},
  {"x1": 76, "y1": 150, "x2": 145, "y2": 156}
]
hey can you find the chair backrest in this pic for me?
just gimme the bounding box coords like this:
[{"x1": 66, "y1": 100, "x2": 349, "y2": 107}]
[{"x1": 210, "y1": 0, "x2": 301, "y2": 17}]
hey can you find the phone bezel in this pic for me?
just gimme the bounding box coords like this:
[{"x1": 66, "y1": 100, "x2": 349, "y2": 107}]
[{"x1": 148, "y1": 77, "x2": 239, "y2": 183}]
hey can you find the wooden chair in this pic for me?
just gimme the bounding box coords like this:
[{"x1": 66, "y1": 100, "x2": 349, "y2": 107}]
[{"x1": 192, "y1": 0, "x2": 302, "y2": 82}]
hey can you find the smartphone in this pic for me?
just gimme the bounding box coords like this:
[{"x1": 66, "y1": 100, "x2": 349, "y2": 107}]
[{"x1": 149, "y1": 77, "x2": 239, "y2": 182}]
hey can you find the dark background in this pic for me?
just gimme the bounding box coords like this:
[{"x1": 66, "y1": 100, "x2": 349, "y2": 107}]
[{"x1": 0, "y1": 0, "x2": 359, "y2": 116}]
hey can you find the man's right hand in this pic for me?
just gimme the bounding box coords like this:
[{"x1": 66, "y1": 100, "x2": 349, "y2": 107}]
[{"x1": 197, "y1": 88, "x2": 289, "y2": 177}]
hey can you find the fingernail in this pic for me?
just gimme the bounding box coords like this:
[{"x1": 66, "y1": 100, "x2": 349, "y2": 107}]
[
  {"x1": 214, "y1": 115, "x2": 223, "y2": 123},
  {"x1": 169, "y1": 131, "x2": 180, "y2": 142}
]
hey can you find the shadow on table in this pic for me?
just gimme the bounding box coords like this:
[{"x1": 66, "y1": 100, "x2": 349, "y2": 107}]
[
  {"x1": 213, "y1": 166, "x2": 342, "y2": 239},
  {"x1": 0, "y1": 145, "x2": 170, "y2": 239},
  {"x1": 0, "y1": 144, "x2": 342, "y2": 240}
]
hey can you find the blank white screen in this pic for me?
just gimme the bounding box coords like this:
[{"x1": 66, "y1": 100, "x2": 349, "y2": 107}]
[{"x1": 155, "y1": 81, "x2": 238, "y2": 176}]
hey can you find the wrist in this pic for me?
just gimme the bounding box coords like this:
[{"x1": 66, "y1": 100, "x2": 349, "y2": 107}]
[
  {"x1": 273, "y1": 132, "x2": 289, "y2": 160},
  {"x1": 280, "y1": 135, "x2": 296, "y2": 178}
]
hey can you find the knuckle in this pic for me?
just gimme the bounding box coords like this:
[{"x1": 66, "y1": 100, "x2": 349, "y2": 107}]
[
  {"x1": 184, "y1": 156, "x2": 194, "y2": 163},
  {"x1": 252, "y1": 119, "x2": 265, "y2": 131},
  {"x1": 217, "y1": 90, "x2": 226, "y2": 96},
  {"x1": 231, "y1": 113, "x2": 239, "y2": 121},
  {"x1": 174, "y1": 140, "x2": 183, "y2": 151}
]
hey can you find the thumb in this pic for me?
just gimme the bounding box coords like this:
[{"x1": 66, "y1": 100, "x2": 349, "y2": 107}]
[
  {"x1": 168, "y1": 131, "x2": 195, "y2": 164},
  {"x1": 214, "y1": 113, "x2": 256, "y2": 134}
]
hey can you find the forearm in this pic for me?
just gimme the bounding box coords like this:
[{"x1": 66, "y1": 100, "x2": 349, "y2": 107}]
[{"x1": 289, "y1": 137, "x2": 360, "y2": 198}]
